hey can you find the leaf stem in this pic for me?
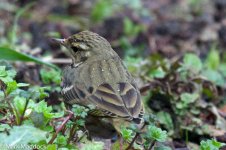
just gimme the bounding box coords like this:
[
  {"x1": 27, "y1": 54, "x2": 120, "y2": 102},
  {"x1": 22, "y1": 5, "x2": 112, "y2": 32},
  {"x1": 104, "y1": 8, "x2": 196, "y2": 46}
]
[
  {"x1": 77, "y1": 130, "x2": 88, "y2": 143},
  {"x1": 126, "y1": 132, "x2": 139, "y2": 150},
  {"x1": 126, "y1": 122, "x2": 146, "y2": 150},
  {"x1": 67, "y1": 123, "x2": 77, "y2": 144},
  {"x1": 148, "y1": 140, "x2": 155, "y2": 150},
  {"x1": 18, "y1": 98, "x2": 29, "y2": 125}
]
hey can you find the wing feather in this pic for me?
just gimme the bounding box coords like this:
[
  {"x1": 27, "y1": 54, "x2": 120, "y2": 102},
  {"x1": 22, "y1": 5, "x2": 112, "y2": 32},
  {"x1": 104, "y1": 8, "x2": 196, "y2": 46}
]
[
  {"x1": 88, "y1": 94, "x2": 129, "y2": 117},
  {"x1": 62, "y1": 82, "x2": 143, "y2": 120},
  {"x1": 95, "y1": 90, "x2": 123, "y2": 106},
  {"x1": 88, "y1": 83, "x2": 142, "y2": 119}
]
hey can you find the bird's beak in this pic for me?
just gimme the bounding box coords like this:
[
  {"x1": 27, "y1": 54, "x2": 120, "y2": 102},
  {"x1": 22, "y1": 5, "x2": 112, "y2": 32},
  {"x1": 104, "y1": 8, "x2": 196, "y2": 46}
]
[{"x1": 52, "y1": 38, "x2": 66, "y2": 46}]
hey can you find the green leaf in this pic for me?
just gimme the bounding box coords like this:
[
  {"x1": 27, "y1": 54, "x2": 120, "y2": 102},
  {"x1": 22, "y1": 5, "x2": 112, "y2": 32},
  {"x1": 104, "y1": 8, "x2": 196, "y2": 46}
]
[
  {"x1": 183, "y1": 53, "x2": 202, "y2": 73},
  {"x1": 202, "y1": 69, "x2": 225, "y2": 86},
  {"x1": 156, "y1": 111, "x2": 174, "y2": 130},
  {"x1": 0, "y1": 47, "x2": 59, "y2": 70},
  {"x1": 91, "y1": 0, "x2": 113, "y2": 22},
  {"x1": 76, "y1": 119, "x2": 85, "y2": 126},
  {"x1": 0, "y1": 124, "x2": 11, "y2": 132},
  {"x1": 6, "y1": 69, "x2": 17, "y2": 78},
  {"x1": 40, "y1": 68, "x2": 61, "y2": 85},
  {"x1": 43, "y1": 125, "x2": 54, "y2": 132},
  {"x1": 0, "y1": 90, "x2": 4, "y2": 101},
  {"x1": 149, "y1": 67, "x2": 166, "y2": 78},
  {"x1": 9, "y1": 2, "x2": 35, "y2": 46},
  {"x1": 13, "y1": 96, "x2": 27, "y2": 115},
  {"x1": 146, "y1": 125, "x2": 167, "y2": 142},
  {"x1": 124, "y1": 18, "x2": 134, "y2": 36},
  {"x1": 34, "y1": 101, "x2": 52, "y2": 118},
  {"x1": 30, "y1": 111, "x2": 45, "y2": 128},
  {"x1": 124, "y1": 56, "x2": 142, "y2": 74},
  {"x1": 28, "y1": 86, "x2": 49, "y2": 100},
  {"x1": 0, "y1": 125, "x2": 47, "y2": 145},
  {"x1": 205, "y1": 47, "x2": 220, "y2": 70},
  {"x1": 56, "y1": 135, "x2": 67, "y2": 145},
  {"x1": 123, "y1": 17, "x2": 144, "y2": 37},
  {"x1": 34, "y1": 100, "x2": 63, "y2": 119},
  {"x1": 219, "y1": 63, "x2": 226, "y2": 77},
  {"x1": 81, "y1": 141, "x2": 104, "y2": 150},
  {"x1": 17, "y1": 83, "x2": 30, "y2": 87},
  {"x1": 71, "y1": 104, "x2": 88, "y2": 118},
  {"x1": 0, "y1": 66, "x2": 7, "y2": 77},
  {"x1": 180, "y1": 93, "x2": 199, "y2": 104},
  {"x1": 176, "y1": 102, "x2": 184, "y2": 109},
  {"x1": 155, "y1": 145, "x2": 172, "y2": 150},
  {"x1": 120, "y1": 126, "x2": 133, "y2": 141},
  {"x1": 47, "y1": 144, "x2": 57, "y2": 150},
  {"x1": 6, "y1": 80, "x2": 18, "y2": 95},
  {"x1": 0, "y1": 65, "x2": 16, "y2": 84},
  {"x1": 200, "y1": 139, "x2": 225, "y2": 150}
]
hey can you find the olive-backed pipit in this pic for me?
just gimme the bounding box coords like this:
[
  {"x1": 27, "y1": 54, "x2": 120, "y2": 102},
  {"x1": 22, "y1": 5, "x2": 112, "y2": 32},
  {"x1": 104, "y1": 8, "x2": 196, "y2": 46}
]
[{"x1": 53, "y1": 31, "x2": 144, "y2": 134}]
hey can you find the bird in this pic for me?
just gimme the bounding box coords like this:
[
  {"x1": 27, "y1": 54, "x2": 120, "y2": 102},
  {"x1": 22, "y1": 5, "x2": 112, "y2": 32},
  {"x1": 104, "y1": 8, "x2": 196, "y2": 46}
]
[{"x1": 53, "y1": 30, "x2": 145, "y2": 140}]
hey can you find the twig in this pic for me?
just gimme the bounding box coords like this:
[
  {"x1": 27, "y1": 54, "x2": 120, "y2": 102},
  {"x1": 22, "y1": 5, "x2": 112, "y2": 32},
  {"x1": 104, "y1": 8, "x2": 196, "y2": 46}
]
[
  {"x1": 53, "y1": 117, "x2": 66, "y2": 122},
  {"x1": 61, "y1": 126, "x2": 67, "y2": 135},
  {"x1": 44, "y1": 58, "x2": 72, "y2": 64},
  {"x1": 48, "y1": 111, "x2": 73, "y2": 144},
  {"x1": 29, "y1": 48, "x2": 41, "y2": 55}
]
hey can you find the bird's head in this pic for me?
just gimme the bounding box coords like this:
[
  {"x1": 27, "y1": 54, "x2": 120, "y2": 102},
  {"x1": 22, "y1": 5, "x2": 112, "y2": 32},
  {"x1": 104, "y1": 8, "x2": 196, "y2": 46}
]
[{"x1": 53, "y1": 31, "x2": 114, "y2": 64}]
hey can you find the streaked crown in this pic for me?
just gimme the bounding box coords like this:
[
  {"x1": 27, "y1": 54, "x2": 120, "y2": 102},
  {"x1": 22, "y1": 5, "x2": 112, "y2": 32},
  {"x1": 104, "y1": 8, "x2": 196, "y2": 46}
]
[{"x1": 67, "y1": 31, "x2": 111, "y2": 51}]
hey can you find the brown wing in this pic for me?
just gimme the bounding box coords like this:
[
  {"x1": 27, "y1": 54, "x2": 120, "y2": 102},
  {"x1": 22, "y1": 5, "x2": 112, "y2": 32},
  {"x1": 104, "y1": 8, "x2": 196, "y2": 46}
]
[
  {"x1": 62, "y1": 82, "x2": 143, "y2": 121},
  {"x1": 89, "y1": 83, "x2": 142, "y2": 119}
]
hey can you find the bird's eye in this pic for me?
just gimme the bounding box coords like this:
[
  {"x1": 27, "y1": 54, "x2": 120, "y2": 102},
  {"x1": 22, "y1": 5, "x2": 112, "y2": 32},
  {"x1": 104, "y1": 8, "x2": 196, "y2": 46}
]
[{"x1": 71, "y1": 46, "x2": 80, "y2": 53}]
